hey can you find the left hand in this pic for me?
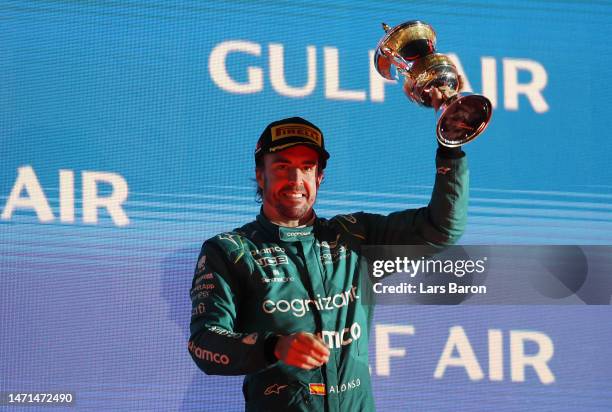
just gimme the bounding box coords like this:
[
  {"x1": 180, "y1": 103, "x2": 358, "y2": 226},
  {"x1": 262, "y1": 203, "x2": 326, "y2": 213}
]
[
  {"x1": 430, "y1": 75, "x2": 464, "y2": 112},
  {"x1": 430, "y1": 88, "x2": 446, "y2": 112}
]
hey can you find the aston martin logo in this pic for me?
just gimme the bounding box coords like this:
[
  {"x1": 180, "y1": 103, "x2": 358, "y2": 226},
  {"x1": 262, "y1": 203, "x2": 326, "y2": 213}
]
[{"x1": 217, "y1": 233, "x2": 240, "y2": 247}]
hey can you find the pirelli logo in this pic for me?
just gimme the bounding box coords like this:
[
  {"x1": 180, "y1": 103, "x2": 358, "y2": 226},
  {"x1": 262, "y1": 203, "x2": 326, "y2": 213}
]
[{"x1": 271, "y1": 124, "x2": 322, "y2": 146}]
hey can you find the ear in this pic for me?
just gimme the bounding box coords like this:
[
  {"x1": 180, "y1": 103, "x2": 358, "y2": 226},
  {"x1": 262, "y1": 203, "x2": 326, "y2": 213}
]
[
  {"x1": 255, "y1": 168, "x2": 264, "y2": 190},
  {"x1": 316, "y1": 171, "x2": 324, "y2": 188}
]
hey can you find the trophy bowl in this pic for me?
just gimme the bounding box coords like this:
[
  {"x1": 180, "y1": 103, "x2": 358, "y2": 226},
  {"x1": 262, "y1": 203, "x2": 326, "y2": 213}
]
[
  {"x1": 402, "y1": 53, "x2": 459, "y2": 107},
  {"x1": 373, "y1": 20, "x2": 436, "y2": 80}
]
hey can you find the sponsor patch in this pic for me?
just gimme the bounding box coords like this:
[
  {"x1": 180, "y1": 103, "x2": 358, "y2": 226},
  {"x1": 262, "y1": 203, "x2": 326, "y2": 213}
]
[
  {"x1": 309, "y1": 383, "x2": 326, "y2": 396},
  {"x1": 262, "y1": 286, "x2": 359, "y2": 318},
  {"x1": 193, "y1": 291, "x2": 209, "y2": 299},
  {"x1": 255, "y1": 255, "x2": 289, "y2": 267},
  {"x1": 437, "y1": 166, "x2": 451, "y2": 175},
  {"x1": 197, "y1": 255, "x2": 207, "y2": 270},
  {"x1": 317, "y1": 321, "x2": 362, "y2": 349},
  {"x1": 194, "y1": 272, "x2": 214, "y2": 284},
  {"x1": 217, "y1": 233, "x2": 240, "y2": 248},
  {"x1": 250, "y1": 246, "x2": 285, "y2": 256},
  {"x1": 187, "y1": 341, "x2": 230, "y2": 365},
  {"x1": 271, "y1": 123, "x2": 322, "y2": 146},
  {"x1": 264, "y1": 384, "x2": 288, "y2": 396},
  {"x1": 191, "y1": 283, "x2": 214, "y2": 296},
  {"x1": 261, "y1": 276, "x2": 294, "y2": 284},
  {"x1": 191, "y1": 303, "x2": 206, "y2": 316},
  {"x1": 208, "y1": 326, "x2": 242, "y2": 339},
  {"x1": 285, "y1": 230, "x2": 312, "y2": 237},
  {"x1": 328, "y1": 378, "x2": 361, "y2": 394}
]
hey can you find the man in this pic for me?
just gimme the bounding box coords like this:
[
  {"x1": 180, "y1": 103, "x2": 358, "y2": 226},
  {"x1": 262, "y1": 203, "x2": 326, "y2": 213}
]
[{"x1": 188, "y1": 116, "x2": 468, "y2": 411}]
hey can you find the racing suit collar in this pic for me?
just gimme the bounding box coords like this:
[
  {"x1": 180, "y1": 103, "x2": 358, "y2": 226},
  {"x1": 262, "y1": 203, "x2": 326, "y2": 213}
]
[{"x1": 256, "y1": 209, "x2": 316, "y2": 242}]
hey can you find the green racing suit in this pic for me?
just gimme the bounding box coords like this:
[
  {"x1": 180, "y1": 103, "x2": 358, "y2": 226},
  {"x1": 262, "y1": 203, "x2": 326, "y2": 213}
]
[{"x1": 188, "y1": 152, "x2": 468, "y2": 411}]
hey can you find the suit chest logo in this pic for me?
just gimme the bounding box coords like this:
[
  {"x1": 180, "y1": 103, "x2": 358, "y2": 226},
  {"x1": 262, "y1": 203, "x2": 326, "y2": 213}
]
[
  {"x1": 319, "y1": 234, "x2": 348, "y2": 263},
  {"x1": 250, "y1": 246, "x2": 294, "y2": 283}
]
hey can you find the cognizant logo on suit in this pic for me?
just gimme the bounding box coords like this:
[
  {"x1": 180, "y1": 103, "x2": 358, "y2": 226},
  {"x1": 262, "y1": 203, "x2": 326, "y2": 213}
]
[{"x1": 262, "y1": 286, "x2": 360, "y2": 317}]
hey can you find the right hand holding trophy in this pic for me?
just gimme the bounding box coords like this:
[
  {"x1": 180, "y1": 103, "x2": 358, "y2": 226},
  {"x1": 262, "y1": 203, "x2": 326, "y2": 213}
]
[{"x1": 374, "y1": 21, "x2": 492, "y2": 147}]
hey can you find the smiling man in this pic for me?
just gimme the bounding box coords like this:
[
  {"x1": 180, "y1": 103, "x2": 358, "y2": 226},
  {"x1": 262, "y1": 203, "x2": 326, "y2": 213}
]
[
  {"x1": 256, "y1": 144, "x2": 322, "y2": 226},
  {"x1": 188, "y1": 116, "x2": 469, "y2": 411}
]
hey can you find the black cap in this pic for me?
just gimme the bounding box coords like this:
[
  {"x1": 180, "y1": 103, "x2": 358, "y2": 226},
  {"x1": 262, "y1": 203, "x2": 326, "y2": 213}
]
[{"x1": 255, "y1": 117, "x2": 330, "y2": 169}]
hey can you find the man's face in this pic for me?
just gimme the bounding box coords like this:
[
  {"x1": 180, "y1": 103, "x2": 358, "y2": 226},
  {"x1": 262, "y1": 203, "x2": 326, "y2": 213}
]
[{"x1": 256, "y1": 145, "x2": 323, "y2": 224}]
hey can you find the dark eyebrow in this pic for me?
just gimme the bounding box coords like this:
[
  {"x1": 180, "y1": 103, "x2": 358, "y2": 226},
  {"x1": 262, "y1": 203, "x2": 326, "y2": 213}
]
[{"x1": 270, "y1": 156, "x2": 318, "y2": 166}]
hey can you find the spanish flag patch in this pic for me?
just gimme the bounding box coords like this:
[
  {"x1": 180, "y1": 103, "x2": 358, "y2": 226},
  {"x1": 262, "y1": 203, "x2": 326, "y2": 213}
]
[{"x1": 309, "y1": 383, "x2": 326, "y2": 396}]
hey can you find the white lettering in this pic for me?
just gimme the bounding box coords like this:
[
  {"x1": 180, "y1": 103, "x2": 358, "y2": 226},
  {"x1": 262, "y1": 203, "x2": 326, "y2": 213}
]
[
  {"x1": 510, "y1": 330, "x2": 555, "y2": 384},
  {"x1": 82, "y1": 171, "x2": 129, "y2": 226},
  {"x1": 209, "y1": 40, "x2": 263, "y2": 94},
  {"x1": 276, "y1": 300, "x2": 290, "y2": 313},
  {"x1": 2, "y1": 166, "x2": 54, "y2": 222},
  {"x1": 328, "y1": 378, "x2": 360, "y2": 394},
  {"x1": 375, "y1": 324, "x2": 415, "y2": 376},
  {"x1": 261, "y1": 286, "x2": 359, "y2": 317},
  {"x1": 262, "y1": 300, "x2": 275, "y2": 314},
  {"x1": 332, "y1": 291, "x2": 347, "y2": 307},
  {"x1": 251, "y1": 246, "x2": 285, "y2": 256},
  {"x1": 317, "y1": 322, "x2": 362, "y2": 349},
  {"x1": 269, "y1": 43, "x2": 316, "y2": 97},
  {"x1": 207, "y1": 41, "x2": 549, "y2": 113},
  {"x1": 488, "y1": 329, "x2": 504, "y2": 381},
  {"x1": 285, "y1": 231, "x2": 311, "y2": 237},
  {"x1": 255, "y1": 255, "x2": 289, "y2": 267},
  {"x1": 59, "y1": 169, "x2": 75, "y2": 223},
  {"x1": 324, "y1": 47, "x2": 366, "y2": 101},
  {"x1": 320, "y1": 330, "x2": 335, "y2": 348},
  {"x1": 503, "y1": 58, "x2": 549, "y2": 113},
  {"x1": 434, "y1": 326, "x2": 484, "y2": 381}
]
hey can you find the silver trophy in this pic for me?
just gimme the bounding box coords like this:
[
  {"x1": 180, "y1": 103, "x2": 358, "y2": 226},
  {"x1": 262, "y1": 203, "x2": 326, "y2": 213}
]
[{"x1": 374, "y1": 21, "x2": 492, "y2": 147}]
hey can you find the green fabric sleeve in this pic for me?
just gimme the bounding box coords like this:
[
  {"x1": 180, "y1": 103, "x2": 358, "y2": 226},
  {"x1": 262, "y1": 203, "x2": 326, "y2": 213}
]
[
  {"x1": 188, "y1": 241, "x2": 275, "y2": 375},
  {"x1": 355, "y1": 154, "x2": 469, "y2": 247}
]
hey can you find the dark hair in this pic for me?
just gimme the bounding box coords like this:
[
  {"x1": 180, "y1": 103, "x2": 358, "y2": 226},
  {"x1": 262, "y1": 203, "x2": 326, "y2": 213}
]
[{"x1": 254, "y1": 157, "x2": 264, "y2": 203}]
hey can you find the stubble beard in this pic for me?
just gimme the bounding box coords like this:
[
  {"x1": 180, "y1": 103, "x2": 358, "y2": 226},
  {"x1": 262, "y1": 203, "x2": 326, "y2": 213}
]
[
  {"x1": 263, "y1": 179, "x2": 314, "y2": 221},
  {"x1": 277, "y1": 201, "x2": 310, "y2": 220}
]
